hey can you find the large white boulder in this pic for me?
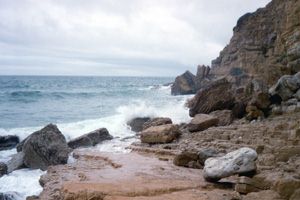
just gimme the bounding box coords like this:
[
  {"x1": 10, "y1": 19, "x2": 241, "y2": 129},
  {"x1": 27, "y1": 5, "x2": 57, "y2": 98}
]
[{"x1": 203, "y1": 147, "x2": 257, "y2": 182}]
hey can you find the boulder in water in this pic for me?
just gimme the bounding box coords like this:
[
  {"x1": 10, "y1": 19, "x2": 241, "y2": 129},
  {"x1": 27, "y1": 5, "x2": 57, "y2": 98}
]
[
  {"x1": 0, "y1": 135, "x2": 19, "y2": 151},
  {"x1": 68, "y1": 128, "x2": 113, "y2": 149},
  {"x1": 203, "y1": 147, "x2": 257, "y2": 182},
  {"x1": 22, "y1": 124, "x2": 71, "y2": 170},
  {"x1": 6, "y1": 152, "x2": 25, "y2": 173},
  {"x1": 127, "y1": 117, "x2": 151, "y2": 132},
  {"x1": 140, "y1": 124, "x2": 181, "y2": 144}
]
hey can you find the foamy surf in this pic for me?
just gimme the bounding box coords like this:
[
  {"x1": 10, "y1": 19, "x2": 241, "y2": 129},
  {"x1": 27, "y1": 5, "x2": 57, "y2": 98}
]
[{"x1": 0, "y1": 85, "x2": 192, "y2": 200}]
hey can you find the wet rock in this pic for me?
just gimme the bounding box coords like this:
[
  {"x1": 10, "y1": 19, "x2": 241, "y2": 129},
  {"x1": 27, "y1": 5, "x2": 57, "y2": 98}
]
[
  {"x1": 0, "y1": 192, "x2": 21, "y2": 200},
  {"x1": 173, "y1": 151, "x2": 202, "y2": 169},
  {"x1": 210, "y1": 110, "x2": 234, "y2": 126},
  {"x1": 22, "y1": 124, "x2": 71, "y2": 170},
  {"x1": 68, "y1": 128, "x2": 113, "y2": 149},
  {"x1": 0, "y1": 135, "x2": 19, "y2": 151},
  {"x1": 203, "y1": 147, "x2": 257, "y2": 182},
  {"x1": 171, "y1": 70, "x2": 196, "y2": 95},
  {"x1": 187, "y1": 114, "x2": 219, "y2": 132},
  {"x1": 127, "y1": 117, "x2": 151, "y2": 132},
  {"x1": 140, "y1": 124, "x2": 181, "y2": 144},
  {"x1": 143, "y1": 117, "x2": 172, "y2": 130},
  {"x1": 6, "y1": 152, "x2": 25, "y2": 173},
  {"x1": 26, "y1": 196, "x2": 40, "y2": 200},
  {"x1": 0, "y1": 162, "x2": 7, "y2": 177},
  {"x1": 189, "y1": 78, "x2": 235, "y2": 116}
]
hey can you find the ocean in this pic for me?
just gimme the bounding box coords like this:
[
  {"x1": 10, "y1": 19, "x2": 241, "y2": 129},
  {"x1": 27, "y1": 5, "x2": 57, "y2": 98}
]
[{"x1": 0, "y1": 76, "x2": 192, "y2": 199}]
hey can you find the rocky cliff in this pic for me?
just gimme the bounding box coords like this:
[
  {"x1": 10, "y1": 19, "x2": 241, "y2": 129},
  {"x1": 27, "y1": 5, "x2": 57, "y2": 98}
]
[{"x1": 211, "y1": 0, "x2": 300, "y2": 86}]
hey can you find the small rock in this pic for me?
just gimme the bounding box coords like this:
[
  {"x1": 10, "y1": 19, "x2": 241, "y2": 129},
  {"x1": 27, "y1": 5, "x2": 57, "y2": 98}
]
[
  {"x1": 6, "y1": 152, "x2": 25, "y2": 173},
  {"x1": 143, "y1": 117, "x2": 172, "y2": 130},
  {"x1": 68, "y1": 128, "x2": 113, "y2": 149},
  {"x1": 210, "y1": 110, "x2": 234, "y2": 126},
  {"x1": 0, "y1": 162, "x2": 7, "y2": 177},
  {"x1": 140, "y1": 124, "x2": 181, "y2": 144},
  {"x1": 127, "y1": 117, "x2": 151, "y2": 132},
  {"x1": 0, "y1": 135, "x2": 20, "y2": 151},
  {"x1": 203, "y1": 147, "x2": 257, "y2": 182},
  {"x1": 187, "y1": 114, "x2": 219, "y2": 132},
  {"x1": 0, "y1": 192, "x2": 21, "y2": 200},
  {"x1": 235, "y1": 176, "x2": 260, "y2": 194},
  {"x1": 173, "y1": 151, "x2": 202, "y2": 169}
]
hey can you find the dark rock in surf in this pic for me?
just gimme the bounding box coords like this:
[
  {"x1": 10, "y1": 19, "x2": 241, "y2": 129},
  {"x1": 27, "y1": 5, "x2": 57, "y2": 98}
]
[
  {"x1": 0, "y1": 162, "x2": 7, "y2": 177},
  {"x1": 127, "y1": 117, "x2": 151, "y2": 132},
  {"x1": 22, "y1": 124, "x2": 71, "y2": 170},
  {"x1": 68, "y1": 128, "x2": 113, "y2": 149},
  {"x1": 0, "y1": 135, "x2": 19, "y2": 151}
]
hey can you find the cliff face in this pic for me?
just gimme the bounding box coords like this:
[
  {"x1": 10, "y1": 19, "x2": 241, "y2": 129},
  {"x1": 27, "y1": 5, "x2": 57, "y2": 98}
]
[{"x1": 211, "y1": 0, "x2": 300, "y2": 86}]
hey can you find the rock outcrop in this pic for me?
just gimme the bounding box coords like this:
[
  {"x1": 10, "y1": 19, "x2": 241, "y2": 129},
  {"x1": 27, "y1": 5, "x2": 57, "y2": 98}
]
[
  {"x1": 68, "y1": 128, "x2": 113, "y2": 149},
  {"x1": 0, "y1": 135, "x2": 19, "y2": 151},
  {"x1": 22, "y1": 124, "x2": 71, "y2": 170},
  {"x1": 203, "y1": 147, "x2": 257, "y2": 182},
  {"x1": 171, "y1": 71, "x2": 196, "y2": 95},
  {"x1": 140, "y1": 124, "x2": 181, "y2": 144},
  {"x1": 211, "y1": 0, "x2": 300, "y2": 86},
  {"x1": 188, "y1": 78, "x2": 235, "y2": 116}
]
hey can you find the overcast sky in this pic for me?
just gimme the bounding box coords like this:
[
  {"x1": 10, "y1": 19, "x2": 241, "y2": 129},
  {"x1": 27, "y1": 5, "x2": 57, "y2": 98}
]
[{"x1": 0, "y1": 0, "x2": 271, "y2": 76}]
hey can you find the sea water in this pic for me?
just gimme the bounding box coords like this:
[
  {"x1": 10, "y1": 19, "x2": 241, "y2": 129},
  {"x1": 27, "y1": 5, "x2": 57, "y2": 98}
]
[{"x1": 0, "y1": 76, "x2": 192, "y2": 199}]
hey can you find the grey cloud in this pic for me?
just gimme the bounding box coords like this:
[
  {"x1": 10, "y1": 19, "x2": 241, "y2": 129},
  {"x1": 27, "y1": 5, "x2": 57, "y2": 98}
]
[{"x1": 0, "y1": 0, "x2": 271, "y2": 76}]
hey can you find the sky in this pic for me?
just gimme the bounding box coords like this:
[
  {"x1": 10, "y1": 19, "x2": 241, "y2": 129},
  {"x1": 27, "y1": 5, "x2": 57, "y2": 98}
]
[{"x1": 0, "y1": 0, "x2": 271, "y2": 76}]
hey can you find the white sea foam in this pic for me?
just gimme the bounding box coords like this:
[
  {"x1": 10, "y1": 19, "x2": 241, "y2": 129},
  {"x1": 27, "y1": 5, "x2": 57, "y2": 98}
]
[
  {"x1": 0, "y1": 88, "x2": 193, "y2": 199},
  {"x1": 0, "y1": 169, "x2": 45, "y2": 199}
]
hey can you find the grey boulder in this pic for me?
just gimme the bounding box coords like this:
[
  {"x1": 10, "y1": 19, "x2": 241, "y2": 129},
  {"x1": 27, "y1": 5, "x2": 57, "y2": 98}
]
[
  {"x1": 22, "y1": 124, "x2": 71, "y2": 170},
  {"x1": 68, "y1": 128, "x2": 113, "y2": 149},
  {"x1": 203, "y1": 147, "x2": 257, "y2": 182}
]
